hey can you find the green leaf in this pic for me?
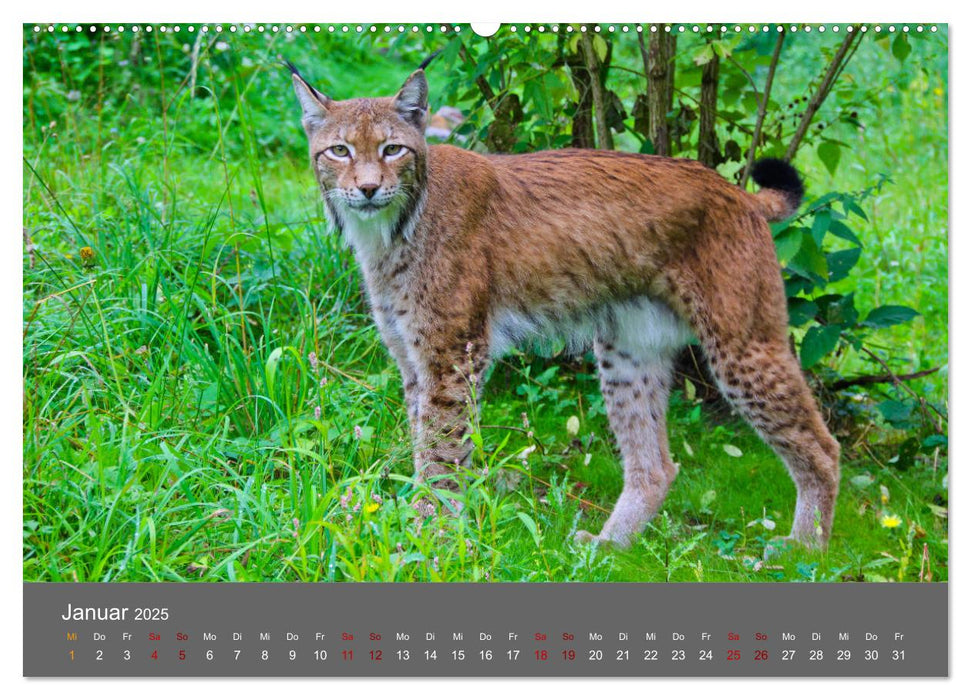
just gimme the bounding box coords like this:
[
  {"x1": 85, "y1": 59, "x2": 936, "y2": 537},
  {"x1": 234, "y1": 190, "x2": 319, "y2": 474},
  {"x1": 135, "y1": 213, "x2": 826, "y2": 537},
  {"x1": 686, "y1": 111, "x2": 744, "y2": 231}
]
[
  {"x1": 788, "y1": 234, "x2": 828, "y2": 285},
  {"x1": 828, "y1": 219, "x2": 862, "y2": 246},
  {"x1": 827, "y1": 247, "x2": 862, "y2": 282},
  {"x1": 811, "y1": 210, "x2": 831, "y2": 246},
  {"x1": 692, "y1": 43, "x2": 715, "y2": 66},
  {"x1": 816, "y1": 293, "x2": 859, "y2": 326},
  {"x1": 592, "y1": 35, "x2": 608, "y2": 63},
  {"x1": 516, "y1": 512, "x2": 542, "y2": 547},
  {"x1": 787, "y1": 297, "x2": 819, "y2": 326},
  {"x1": 683, "y1": 378, "x2": 697, "y2": 402},
  {"x1": 442, "y1": 36, "x2": 463, "y2": 67},
  {"x1": 877, "y1": 399, "x2": 914, "y2": 428},
  {"x1": 817, "y1": 141, "x2": 842, "y2": 176},
  {"x1": 842, "y1": 199, "x2": 869, "y2": 222},
  {"x1": 800, "y1": 324, "x2": 842, "y2": 368},
  {"x1": 863, "y1": 305, "x2": 921, "y2": 328},
  {"x1": 892, "y1": 33, "x2": 912, "y2": 62},
  {"x1": 774, "y1": 227, "x2": 804, "y2": 264},
  {"x1": 922, "y1": 434, "x2": 948, "y2": 450},
  {"x1": 265, "y1": 347, "x2": 284, "y2": 396},
  {"x1": 711, "y1": 39, "x2": 733, "y2": 59}
]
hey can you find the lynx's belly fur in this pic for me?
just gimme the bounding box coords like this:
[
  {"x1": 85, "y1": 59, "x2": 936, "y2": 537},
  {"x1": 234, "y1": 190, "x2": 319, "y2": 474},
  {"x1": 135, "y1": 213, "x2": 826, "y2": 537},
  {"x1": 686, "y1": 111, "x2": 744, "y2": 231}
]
[{"x1": 489, "y1": 296, "x2": 693, "y2": 360}]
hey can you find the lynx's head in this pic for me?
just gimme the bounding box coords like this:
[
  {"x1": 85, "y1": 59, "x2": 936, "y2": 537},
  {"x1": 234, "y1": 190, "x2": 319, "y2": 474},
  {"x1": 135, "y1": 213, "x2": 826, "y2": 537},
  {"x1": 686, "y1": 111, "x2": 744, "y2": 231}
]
[{"x1": 290, "y1": 64, "x2": 429, "y2": 252}]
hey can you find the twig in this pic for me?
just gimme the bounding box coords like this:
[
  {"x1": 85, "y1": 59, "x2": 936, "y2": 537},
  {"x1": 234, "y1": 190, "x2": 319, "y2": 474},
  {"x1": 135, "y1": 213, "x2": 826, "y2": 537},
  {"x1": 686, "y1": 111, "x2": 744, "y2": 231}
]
[
  {"x1": 784, "y1": 28, "x2": 861, "y2": 161},
  {"x1": 741, "y1": 32, "x2": 785, "y2": 187},
  {"x1": 827, "y1": 366, "x2": 941, "y2": 392},
  {"x1": 860, "y1": 346, "x2": 947, "y2": 423},
  {"x1": 458, "y1": 45, "x2": 498, "y2": 111}
]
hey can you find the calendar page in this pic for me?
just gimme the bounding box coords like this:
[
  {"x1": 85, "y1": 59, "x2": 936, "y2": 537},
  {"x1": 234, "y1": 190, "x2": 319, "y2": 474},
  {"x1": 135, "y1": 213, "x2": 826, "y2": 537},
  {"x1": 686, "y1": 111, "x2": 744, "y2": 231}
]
[{"x1": 21, "y1": 19, "x2": 949, "y2": 678}]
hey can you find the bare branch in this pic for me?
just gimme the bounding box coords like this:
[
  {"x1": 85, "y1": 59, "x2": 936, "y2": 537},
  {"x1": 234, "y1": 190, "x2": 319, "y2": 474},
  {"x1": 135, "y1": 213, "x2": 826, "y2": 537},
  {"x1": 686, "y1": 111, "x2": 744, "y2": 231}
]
[
  {"x1": 860, "y1": 346, "x2": 947, "y2": 423},
  {"x1": 827, "y1": 366, "x2": 941, "y2": 392},
  {"x1": 784, "y1": 28, "x2": 861, "y2": 161},
  {"x1": 741, "y1": 32, "x2": 785, "y2": 187}
]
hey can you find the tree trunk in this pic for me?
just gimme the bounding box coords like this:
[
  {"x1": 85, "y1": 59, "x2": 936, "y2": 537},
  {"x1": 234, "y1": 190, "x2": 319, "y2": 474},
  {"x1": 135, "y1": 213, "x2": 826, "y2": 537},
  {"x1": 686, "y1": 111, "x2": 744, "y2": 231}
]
[
  {"x1": 566, "y1": 51, "x2": 596, "y2": 149},
  {"x1": 644, "y1": 30, "x2": 676, "y2": 156},
  {"x1": 697, "y1": 33, "x2": 721, "y2": 168},
  {"x1": 579, "y1": 31, "x2": 614, "y2": 150}
]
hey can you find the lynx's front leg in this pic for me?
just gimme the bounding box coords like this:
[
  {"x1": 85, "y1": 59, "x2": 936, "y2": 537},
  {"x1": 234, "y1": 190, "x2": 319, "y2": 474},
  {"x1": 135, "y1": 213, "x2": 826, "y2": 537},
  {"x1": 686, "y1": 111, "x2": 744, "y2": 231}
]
[
  {"x1": 577, "y1": 339, "x2": 678, "y2": 548},
  {"x1": 413, "y1": 341, "x2": 490, "y2": 492},
  {"x1": 372, "y1": 306, "x2": 420, "y2": 432}
]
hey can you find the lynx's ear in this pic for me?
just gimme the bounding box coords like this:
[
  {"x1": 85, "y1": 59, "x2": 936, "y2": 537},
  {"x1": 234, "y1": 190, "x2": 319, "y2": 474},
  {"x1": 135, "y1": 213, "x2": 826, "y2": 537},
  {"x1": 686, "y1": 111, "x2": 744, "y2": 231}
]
[
  {"x1": 287, "y1": 62, "x2": 332, "y2": 135},
  {"x1": 393, "y1": 69, "x2": 429, "y2": 128}
]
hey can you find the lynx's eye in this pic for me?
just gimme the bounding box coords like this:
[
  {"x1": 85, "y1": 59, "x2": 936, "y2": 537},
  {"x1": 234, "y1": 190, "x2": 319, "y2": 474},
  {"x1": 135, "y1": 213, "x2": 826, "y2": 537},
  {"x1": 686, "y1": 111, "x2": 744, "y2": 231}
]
[
  {"x1": 382, "y1": 144, "x2": 406, "y2": 160},
  {"x1": 326, "y1": 144, "x2": 351, "y2": 159}
]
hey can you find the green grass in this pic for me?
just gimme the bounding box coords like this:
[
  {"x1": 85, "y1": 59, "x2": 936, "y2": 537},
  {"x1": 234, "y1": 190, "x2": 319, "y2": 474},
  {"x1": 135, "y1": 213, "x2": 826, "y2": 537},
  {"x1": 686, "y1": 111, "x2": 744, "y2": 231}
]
[{"x1": 23, "y1": 26, "x2": 948, "y2": 583}]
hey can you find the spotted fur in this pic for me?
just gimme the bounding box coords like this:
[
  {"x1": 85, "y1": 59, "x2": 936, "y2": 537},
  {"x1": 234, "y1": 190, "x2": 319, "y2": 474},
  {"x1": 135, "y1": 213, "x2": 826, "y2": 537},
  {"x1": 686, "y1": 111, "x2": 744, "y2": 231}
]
[{"x1": 292, "y1": 67, "x2": 840, "y2": 550}]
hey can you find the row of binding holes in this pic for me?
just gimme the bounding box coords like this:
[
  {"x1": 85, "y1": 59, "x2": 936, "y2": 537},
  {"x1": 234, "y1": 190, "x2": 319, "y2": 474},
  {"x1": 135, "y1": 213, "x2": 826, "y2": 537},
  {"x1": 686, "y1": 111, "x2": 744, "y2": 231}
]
[
  {"x1": 32, "y1": 24, "x2": 938, "y2": 34},
  {"x1": 32, "y1": 25, "x2": 463, "y2": 34}
]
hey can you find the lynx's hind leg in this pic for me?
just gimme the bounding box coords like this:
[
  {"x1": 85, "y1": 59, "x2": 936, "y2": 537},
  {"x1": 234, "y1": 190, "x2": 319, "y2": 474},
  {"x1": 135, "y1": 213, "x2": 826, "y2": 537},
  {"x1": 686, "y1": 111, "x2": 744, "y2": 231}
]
[
  {"x1": 669, "y1": 214, "x2": 840, "y2": 549},
  {"x1": 576, "y1": 298, "x2": 689, "y2": 548},
  {"x1": 704, "y1": 337, "x2": 840, "y2": 547}
]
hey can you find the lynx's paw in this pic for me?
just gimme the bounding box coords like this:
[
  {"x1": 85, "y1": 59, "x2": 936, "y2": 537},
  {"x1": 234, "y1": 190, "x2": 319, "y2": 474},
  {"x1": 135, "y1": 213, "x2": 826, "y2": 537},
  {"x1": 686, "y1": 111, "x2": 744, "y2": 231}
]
[
  {"x1": 764, "y1": 525, "x2": 827, "y2": 559},
  {"x1": 763, "y1": 535, "x2": 813, "y2": 560},
  {"x1": 574, "y1": 529, "x2": 631, "y2": 550}
]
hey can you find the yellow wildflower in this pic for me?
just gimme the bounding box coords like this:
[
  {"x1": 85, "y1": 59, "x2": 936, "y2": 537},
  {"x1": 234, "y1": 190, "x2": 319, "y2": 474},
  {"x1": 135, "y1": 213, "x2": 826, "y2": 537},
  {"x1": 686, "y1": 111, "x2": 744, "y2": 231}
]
[
  {"x1": 880, "y1": 514, "x2": 902, "y2": 529},
  {"x1": 364, "y1": 502, "x2": 379, "y2": 515},
  {"x1": 80, "y1": 246, "x2": 95, "y2": 261}
]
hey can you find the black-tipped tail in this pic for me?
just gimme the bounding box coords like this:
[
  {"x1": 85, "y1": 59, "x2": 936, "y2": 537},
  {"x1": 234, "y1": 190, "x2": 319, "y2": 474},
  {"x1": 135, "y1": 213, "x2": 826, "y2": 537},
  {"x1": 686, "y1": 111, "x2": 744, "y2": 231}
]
[{"x1": 751, "y1": 158, "x2": 804, "y2": 212}]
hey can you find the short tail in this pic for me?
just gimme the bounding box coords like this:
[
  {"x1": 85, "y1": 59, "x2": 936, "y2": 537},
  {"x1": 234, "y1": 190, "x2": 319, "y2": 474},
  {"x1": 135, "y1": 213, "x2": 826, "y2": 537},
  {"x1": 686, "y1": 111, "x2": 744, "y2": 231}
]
[{"x1": 751, "y1": 158, "x2": 804, "y2": 222}]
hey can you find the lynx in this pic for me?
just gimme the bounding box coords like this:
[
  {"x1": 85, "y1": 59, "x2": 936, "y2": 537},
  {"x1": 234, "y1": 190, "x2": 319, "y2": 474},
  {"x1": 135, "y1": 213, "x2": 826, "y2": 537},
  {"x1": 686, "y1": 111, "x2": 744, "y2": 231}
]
[{"x1": 290, "y1": 64, "x2": 840, "y2": 550}]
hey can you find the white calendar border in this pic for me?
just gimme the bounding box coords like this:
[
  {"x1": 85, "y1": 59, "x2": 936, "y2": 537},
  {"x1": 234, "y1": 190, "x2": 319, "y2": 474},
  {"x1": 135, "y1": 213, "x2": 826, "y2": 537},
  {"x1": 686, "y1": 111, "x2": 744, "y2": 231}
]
[{"x1": 3, "y1": 0, "x2": 963, "y2": 696}]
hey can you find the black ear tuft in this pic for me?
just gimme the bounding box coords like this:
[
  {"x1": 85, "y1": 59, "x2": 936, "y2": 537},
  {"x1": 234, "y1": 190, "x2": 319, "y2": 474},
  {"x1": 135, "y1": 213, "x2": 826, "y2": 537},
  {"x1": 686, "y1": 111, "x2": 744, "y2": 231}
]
[
  {"x1": 751, "y1": 158, "x2": 804, "y2": 210},
  {"x1": 418, "y1": 49, "x2": 442, "y2": 71},
  {"x1": 286, "y1": 59, "x2": 332, "y2": 132},
  {"x1": 393, "y1": 70, "x2": 429, "y2": 128},
  {"x1": 283, "y1": 58, "x2": 301, "y2": 77}
]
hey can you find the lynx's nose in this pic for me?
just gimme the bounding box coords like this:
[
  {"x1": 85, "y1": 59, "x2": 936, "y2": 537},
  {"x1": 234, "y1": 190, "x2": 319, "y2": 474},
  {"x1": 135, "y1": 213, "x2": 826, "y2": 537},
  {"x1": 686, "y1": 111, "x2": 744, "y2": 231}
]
[{"x1": 358, "y1": 184, "x2": 380, "y2": 200}]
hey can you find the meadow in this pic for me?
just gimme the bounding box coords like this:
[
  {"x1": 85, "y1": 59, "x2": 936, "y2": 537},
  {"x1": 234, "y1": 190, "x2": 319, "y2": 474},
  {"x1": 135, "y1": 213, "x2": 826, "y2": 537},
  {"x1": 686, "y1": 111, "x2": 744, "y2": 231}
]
[{"x1": 23, "y1": 24, "x2": 948, "y2": 583}]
